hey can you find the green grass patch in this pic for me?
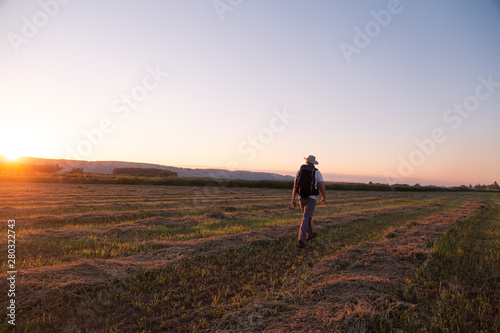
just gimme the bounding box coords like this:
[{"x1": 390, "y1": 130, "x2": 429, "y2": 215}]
[{"x1": 378, "y1": 194, "x2": 500, "y2": 332}]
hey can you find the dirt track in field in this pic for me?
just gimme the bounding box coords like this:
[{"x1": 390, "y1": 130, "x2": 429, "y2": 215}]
[{"x1": 211, "y1": 197, "x2": 486, "y2": 332}]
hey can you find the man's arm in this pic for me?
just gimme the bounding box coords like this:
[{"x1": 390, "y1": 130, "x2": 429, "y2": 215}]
[
  {"x1": 291, "y1": 180, "x2": 298, "y2": 207},
  {"x1": 318, "y1": 181, "x2": 326, "y2": 204}
]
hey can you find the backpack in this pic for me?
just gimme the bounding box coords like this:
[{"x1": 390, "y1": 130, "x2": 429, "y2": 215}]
[{"x1": 297, "y1": 164, "x2": 319, "y2": 198}]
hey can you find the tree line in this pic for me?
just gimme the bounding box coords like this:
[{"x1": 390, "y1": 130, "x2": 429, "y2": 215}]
[
  {"x1": 471, "y1": 181, "x2": 500, "y2": 191},
  {"x1": 0, "y1": 161, "x2": 63, "y2": 174},
  {"x1": 0, "y1": 160, "x2": 497, "y2": 192},
  {"x1": 112, "y1": 168, "x2": 178, "y2": 178}
]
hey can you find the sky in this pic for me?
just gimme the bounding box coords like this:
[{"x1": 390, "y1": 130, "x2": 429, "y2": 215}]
[{"x1": 0, "y1": 0, "x2": 499, "y2": 186}]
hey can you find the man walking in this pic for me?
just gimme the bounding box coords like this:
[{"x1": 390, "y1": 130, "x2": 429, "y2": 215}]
[{"x1": 291, "y1": 155, "x2": 326, "y2": 248}]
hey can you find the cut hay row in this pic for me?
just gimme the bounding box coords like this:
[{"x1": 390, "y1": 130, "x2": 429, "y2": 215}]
[
  {"x1": 0, "y1": 183, "x2": 433, "y2": 217},
  {"x1": 1, "y1": 194, "x2": 296, "y2": 219},
  {"x1": 17, "y1": 191, "x2": 444, "y2": 231},
  {"x1": 0, "y1": 192, "x2": 468, "y2": 332},
  {"x1": 219, "y1": 196, "x2": 487, "y2": 332},
  {"x1": 1, "y1": 182, "x2": 488, "y2": 332},
  {"x1": 32, "y1": 194, "x2": 477, "y2": 332},
  {"x1": 9, "y1": 197, "x2": 445, "y2": 270},
  {"x1": 379, "y1": 193, "x2": 500, "y2": 332},
  {"x1": 9, "y1": 195, "x2": 451, "y2": 271},
  {"x1": 6, "y1": 195, "x2": 450, "y2": 288},
  {"x1": 18, "y1": 194, "x2": 436, "y2": 232}
]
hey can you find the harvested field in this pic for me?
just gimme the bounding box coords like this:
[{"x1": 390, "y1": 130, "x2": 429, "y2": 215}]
[{"x1": 0, "y1": 182, "x2": 498, "y2": 332}]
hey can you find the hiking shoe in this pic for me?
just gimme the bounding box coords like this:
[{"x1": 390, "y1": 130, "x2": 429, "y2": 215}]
[
  {"x1": 307, "y1": 232, "x2": 317, "y2": 242},
  {"x1": 297, "y1": 240, "x2": 307, "y2": 248}
]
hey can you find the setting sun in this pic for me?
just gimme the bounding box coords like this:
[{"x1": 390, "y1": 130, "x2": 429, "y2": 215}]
[
  {"x1": 0, "y1": 126, "x2": 49, "y2": 160},
  {"x1": 3, "y1": 152, "x2": 20, "y2": 161}
]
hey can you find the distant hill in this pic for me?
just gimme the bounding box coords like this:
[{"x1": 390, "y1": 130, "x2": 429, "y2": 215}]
[{"x1": 15, "y1": 157, "x2": 294, "y2": 181}]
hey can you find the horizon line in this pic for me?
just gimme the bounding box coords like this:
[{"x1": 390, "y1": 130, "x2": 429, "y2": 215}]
[{"x1": 1, "y1": 155, "x2": 492, "y2": 188}]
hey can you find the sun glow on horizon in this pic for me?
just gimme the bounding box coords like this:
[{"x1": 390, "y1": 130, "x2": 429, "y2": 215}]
[
  {"x1": 0, "y1": 126, "x2": 52, "y2": 161},
  {"x1": 3, "y1": 152, "x2": 21, "y2": 161}
]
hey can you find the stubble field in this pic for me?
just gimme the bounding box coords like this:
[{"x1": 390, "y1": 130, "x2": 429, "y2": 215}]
[{"x1": 0, "y1": 182, "x2": 499, "y2": 332}]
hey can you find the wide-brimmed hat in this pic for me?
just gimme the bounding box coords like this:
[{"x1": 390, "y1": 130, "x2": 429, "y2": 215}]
[{"x1": 304, "y1": 155, "x2": 318, "y2": 165}]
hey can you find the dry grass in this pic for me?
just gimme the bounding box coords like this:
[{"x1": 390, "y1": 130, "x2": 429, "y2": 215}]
[
  {"x1": 211, "y1": 197, "x2": 486, "y2": 332},
  {"x1": 0, "y1": 182, "x2": 492, "y2": 332}
]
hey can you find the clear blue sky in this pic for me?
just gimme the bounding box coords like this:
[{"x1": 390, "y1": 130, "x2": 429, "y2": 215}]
[{"x1": 1, "y1": 0, "x2": 499, "y2": 186}]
